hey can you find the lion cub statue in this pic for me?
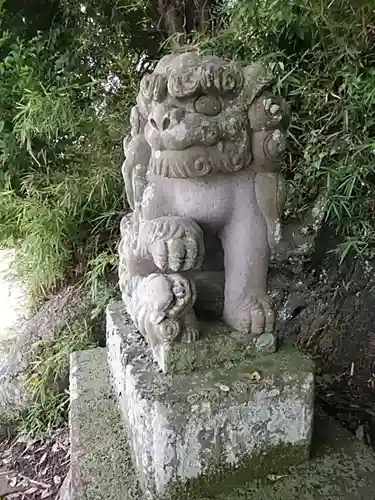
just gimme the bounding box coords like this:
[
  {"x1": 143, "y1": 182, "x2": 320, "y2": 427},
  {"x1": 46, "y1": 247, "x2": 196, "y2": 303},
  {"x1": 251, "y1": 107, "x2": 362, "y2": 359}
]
[{"x1": 119, "y1": 48, "x2": 289, "y2": 352}]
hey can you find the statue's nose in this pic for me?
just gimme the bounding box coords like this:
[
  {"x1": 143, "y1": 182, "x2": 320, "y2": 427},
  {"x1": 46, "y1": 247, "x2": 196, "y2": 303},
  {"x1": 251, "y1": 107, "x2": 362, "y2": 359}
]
[{"x1": 149, "y1": 104, "x2": 171, "y2": 131}]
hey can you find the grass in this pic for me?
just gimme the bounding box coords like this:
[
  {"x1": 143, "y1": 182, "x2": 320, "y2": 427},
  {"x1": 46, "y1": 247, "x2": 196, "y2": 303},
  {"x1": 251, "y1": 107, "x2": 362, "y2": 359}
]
[
  {"x1": 0, "y1": 9, "x2": 137, "y2": 436},
  {"x1": 0, "y1": 156, "x2": 124, "y2": 300},
  {"x1": 0, "y1": 26, "x2": 137, "y2": 300}
]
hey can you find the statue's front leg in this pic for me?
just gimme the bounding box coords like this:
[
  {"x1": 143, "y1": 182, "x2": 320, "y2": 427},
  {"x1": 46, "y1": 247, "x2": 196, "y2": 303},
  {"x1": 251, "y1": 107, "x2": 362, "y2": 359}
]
[
  {"x1": 119, "y1": 209, "x2": 203, "y2": 357},
  {"x1": 220, "y1": 199, "x2": 274, "y2": 336}
]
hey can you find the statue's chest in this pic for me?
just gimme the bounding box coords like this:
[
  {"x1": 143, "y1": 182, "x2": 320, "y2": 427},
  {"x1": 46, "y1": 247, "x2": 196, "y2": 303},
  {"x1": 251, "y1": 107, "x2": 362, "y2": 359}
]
[{"x1": 147, "y1": 174, "x2": 234, "y2": 229}]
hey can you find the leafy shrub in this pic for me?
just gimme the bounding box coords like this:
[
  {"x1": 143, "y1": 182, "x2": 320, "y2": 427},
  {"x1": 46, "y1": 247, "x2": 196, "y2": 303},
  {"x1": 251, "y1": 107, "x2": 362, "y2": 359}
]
[
  {"x1": 0, "y1": 0, "x2": 159, "y2": 298},
  {"x1": 197, "y1": 0, "x2": 375, "y2": 259}
]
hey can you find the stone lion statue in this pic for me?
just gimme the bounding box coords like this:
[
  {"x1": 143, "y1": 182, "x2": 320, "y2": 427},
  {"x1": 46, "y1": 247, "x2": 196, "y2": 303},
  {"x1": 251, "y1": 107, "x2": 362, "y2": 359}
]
[{"x1": 118, "y1": 48, "x2": 290, "y2": 353}]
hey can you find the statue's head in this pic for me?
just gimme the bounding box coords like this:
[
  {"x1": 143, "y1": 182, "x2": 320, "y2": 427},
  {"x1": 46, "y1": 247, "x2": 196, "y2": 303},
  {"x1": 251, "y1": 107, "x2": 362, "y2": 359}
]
[{"x1": 128, "y1": 50, "x2": 290, "y2": 179}]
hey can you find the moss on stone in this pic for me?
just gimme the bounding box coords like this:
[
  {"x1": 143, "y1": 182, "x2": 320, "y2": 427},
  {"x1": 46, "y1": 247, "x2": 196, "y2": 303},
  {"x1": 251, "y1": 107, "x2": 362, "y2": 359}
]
[
  {"x1": 70, "y1": 346, "x2": 375, "y2": 500},
  {"x1": 167, "y1": 321, "x2": 313, "y2": 378},
  {"x1": 70, "y1": 348, "x2": 143, "y2": 500},
  {"x1": 167, "y1": 441, "x2": 309, "y2": 500}
]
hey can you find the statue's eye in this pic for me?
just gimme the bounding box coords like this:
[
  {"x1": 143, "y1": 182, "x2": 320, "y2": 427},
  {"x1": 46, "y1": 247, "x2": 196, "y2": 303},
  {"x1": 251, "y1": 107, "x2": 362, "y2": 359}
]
[
  {"x1": 168, "y1": 70, "x2": 200, "y2": 98},
  {"x1": 264, "y1": 97, "x2": 283, "y2": 121},
  {"x1": 194, "y1": 96, "x2": 222, "y2": 116}
]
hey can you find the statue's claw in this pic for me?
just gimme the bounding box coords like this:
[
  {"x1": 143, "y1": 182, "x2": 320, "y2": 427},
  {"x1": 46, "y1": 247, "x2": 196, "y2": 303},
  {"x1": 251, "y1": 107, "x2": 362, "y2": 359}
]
[
  {"x1": 180, "y1": 326, "x2": 199, "y2": 343},
  {"x1": 249, "y1": 296, "x2": 275, "y2": 335},
  {"x1": 139, "y1": 216, "x2": 205, "y2": 272},
  {"x1": 223, "y1": 294, "x2": 275, "y2": 336},
  {"x1": 149, "y1": 236, "x2": 202, "y2": 272}
]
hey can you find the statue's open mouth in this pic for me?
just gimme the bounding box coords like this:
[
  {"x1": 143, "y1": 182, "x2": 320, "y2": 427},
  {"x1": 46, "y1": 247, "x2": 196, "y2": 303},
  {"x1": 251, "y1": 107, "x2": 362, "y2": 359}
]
[{"x1": 149, "y1": 142, "x2": 250, "y2": 178}]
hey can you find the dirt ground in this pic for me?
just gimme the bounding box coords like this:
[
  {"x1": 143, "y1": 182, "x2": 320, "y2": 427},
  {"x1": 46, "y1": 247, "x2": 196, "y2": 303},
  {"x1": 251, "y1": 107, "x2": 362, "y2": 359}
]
[
  {"x1": 272, "y1": 226, "x2": 375, "y2": 447},
  {"x1": 0, "y1": 429, "x2": 69, "y2": 500}
]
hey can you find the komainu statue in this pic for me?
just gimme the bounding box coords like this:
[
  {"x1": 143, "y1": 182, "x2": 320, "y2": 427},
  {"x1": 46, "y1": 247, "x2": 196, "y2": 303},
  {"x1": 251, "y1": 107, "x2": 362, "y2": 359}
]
[{"x1": 118, "y1": 48, "x2": 290, "y2": 364}]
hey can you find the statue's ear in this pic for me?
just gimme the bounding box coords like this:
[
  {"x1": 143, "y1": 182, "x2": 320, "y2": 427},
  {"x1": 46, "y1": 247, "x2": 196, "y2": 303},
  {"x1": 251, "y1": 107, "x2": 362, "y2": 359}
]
[
  {"x1": 242, "y1": 62, "x2": 275, "y2": 105},
  {"x1": 122, "y1": 135, "x2": 151, "y2": 211},
  {"x1": 123, "y1": 134, "x2": 132, "y2": 154}
]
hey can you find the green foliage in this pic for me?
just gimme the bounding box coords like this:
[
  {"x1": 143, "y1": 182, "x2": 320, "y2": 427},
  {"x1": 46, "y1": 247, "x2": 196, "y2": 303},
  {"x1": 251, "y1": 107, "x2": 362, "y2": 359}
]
[
  {"x1": 196, "y1": 0, "x2": 375, "y2": 259},
  {"x1": 2, "y1": 0, "x2": 374, "y2": 439},
  {"x1": 0, "y1": 0, "x2": 161, "y2": 298},
  {"x1": 20, "y1": 282, "x2": 116, "y2": 438},
  {"x1": 2, "y1": 0, "x2": 374, "y2": 296},
  {"x1": 21, "y1": 316, "x2": 95, "y2": 438},
  {"x1": 19, "y1": 390, "x2": 70, "y2": 438},
  {"x1": 0, "y1": 0, "x2": 161, "y2": 438}
]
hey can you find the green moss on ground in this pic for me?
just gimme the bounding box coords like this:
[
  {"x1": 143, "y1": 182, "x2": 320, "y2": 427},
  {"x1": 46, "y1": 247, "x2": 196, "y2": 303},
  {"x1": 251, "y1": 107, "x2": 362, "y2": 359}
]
[
  {"x1": 169, "y1": 442, "x2": 309, "y2": 499},
  {"x1": 167, "y1": 321, "x2": 313, "y2": 377}
]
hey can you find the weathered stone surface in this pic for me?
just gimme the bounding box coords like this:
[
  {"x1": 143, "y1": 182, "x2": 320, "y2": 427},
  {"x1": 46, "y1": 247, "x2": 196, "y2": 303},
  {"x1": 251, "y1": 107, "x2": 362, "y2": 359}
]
[
  {"x1": 107, "y1": 301, "x2": 314, "y2": 499},
  {"x1": 0, "y1": 285, "x2": 85, "y2": 430},
  {"x1": 112, "y1": 312, "x2": 277, "y2": 376},
  {"x1": 69, "y1": 347, "x2": 142, "y2": 500},
  {"x1": 118, "y1": 48, "x2": 291, "y2": 371},
  {"x1": 64, "y1": 342, "x2": 375, "y2": 500}
]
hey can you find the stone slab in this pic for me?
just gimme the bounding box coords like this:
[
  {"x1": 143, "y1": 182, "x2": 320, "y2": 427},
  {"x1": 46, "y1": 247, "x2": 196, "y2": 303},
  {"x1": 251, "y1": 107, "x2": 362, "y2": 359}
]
[
  {"x1": 106, "y1": 302, "x2": 314, "y2": 499},
  {"x1": 69, "y1": 347, "x2": 142, "y2": 500},
  {"x1": 67, "y1": 345, "x2": 375, "y2": 500}
]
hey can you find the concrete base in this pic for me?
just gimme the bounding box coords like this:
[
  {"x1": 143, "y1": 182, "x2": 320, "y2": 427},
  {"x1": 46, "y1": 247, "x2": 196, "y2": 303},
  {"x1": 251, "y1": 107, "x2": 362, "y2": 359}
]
[
  {"x1": 106, "y1": 302, "x2": 314, "y2": 499},
  {"x1": 66, "y1": 345, "x2": 375, "y2": 500}
]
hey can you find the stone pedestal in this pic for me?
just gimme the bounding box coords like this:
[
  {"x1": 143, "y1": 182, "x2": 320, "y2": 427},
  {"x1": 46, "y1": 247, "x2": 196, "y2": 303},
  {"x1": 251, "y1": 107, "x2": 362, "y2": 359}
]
[{"x1": 106, "y1": 302, "x2": 314, "y2": 500}]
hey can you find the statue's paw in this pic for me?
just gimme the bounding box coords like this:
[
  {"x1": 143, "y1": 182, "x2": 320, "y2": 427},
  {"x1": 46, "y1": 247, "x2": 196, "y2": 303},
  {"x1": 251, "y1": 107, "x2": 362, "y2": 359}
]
[
  {"x1": 140, "y1": 216, "x2": 205, "y2": 272},
  {"x1": 149, "y1": 236, "x2": 204, "y2": 272},
  {"x1": 224, "y1": 295, "x2": 275, "y2": 335},
  {"x1": 180, "y1": 326, "x2": 200, "y2": 343},
  {"x1": 249, "y1": 295, "x2": 275, "y2": 335}
]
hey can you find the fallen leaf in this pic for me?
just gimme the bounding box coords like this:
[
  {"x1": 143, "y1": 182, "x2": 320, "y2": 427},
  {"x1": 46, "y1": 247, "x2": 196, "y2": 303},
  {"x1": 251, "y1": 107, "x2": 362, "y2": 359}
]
[
  {"x1": 41, "y1": 489, "x2": 53, "y2": 498},
  {"x1": 356, "y1": 425, "x2": 364, "y2": 441},
  {"x1": 9, "y1": 476, "x2": 18, "y2": 487},
  {"x1": 250, "y1": 371, "x2": 261, "y2": 382},
  {"x1": 218, "y1": 384, "x2": 230, "y2": 392},
  {"x1": 24, "y1": 487, "x2": 39, "y2": 494},
  {"x1": 34, "y1": 446, "x2": 46, "y2": 454},
  {"x1": 41, "y1": 465, "x2": 49, "y2": 476},
  {"x1": 39, "y1": 452, "x2": 48, "y2": 465},
  {"x1": 242, "y1": 371, "x2": 262, "y2": 382},
  {"x1": 267, "y1": 473, "x2": 287, "y2": 482}
]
